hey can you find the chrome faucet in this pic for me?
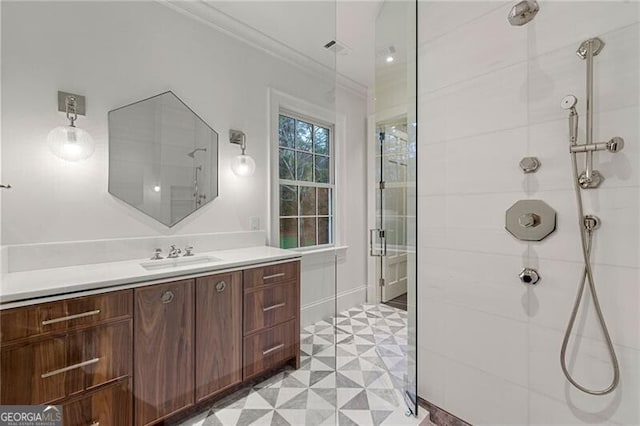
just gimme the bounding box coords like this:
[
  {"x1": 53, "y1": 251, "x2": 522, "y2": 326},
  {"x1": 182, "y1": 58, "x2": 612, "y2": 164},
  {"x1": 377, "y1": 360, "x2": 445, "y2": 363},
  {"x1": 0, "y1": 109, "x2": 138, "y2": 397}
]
[{"x1": 167, "y1": 245, "x2": 182, "y2": 258}]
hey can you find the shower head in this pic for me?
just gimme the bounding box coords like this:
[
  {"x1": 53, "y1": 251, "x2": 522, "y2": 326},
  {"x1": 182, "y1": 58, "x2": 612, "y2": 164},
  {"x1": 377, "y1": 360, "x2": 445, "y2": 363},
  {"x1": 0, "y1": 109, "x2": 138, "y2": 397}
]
[
  {"x1": 187, "y1": 147, "x2": 207, "y2": 158},
  {"x1": 508, "y1": 0, "x2": 539, "y2": 26},
  {"x1": 561, "y1": 95, "x2": 578, "y2": 111},
  {"x1": 562, "y1": 95, "x2": 579, "y2": 145}
]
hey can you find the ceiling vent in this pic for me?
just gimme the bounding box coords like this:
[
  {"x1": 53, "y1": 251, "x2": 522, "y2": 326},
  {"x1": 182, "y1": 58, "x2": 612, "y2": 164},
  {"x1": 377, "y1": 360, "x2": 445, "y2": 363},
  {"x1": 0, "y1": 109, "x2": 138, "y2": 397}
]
[{"x1": 324, "y1": 40, "x2": 351, "y2": 55}]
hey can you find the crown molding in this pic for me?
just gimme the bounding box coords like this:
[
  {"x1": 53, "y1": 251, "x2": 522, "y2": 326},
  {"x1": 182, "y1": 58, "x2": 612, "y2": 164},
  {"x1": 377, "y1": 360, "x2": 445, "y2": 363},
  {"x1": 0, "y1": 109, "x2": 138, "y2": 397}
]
[{"x1": 159, "y1": 0, "x2": 368, "y2": 99}]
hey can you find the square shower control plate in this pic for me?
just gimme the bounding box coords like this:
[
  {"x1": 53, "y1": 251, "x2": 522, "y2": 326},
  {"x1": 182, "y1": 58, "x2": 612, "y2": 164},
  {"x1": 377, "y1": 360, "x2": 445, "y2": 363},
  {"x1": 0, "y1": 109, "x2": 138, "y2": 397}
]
[{"x1": 505, "y1": 199, "x2": 557, "y2": 241}]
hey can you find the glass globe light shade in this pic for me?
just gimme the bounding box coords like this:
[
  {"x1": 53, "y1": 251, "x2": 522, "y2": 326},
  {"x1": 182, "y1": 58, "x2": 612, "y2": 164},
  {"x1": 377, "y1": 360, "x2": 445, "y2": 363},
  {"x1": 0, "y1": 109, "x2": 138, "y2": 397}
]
[
  {"x1": 47, "y1": 125, "x2": 95, "y2": 161},
  {"x1": 231, "y1": 154, "x2": 256, "y2": 176}
]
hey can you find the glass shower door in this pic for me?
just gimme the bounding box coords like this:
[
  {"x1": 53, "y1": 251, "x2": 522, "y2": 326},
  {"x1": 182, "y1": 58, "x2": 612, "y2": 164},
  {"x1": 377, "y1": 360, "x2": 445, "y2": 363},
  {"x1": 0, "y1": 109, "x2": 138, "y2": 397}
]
[{"x1": 373, "y1": 0, "x2": 418, "y2": 416}]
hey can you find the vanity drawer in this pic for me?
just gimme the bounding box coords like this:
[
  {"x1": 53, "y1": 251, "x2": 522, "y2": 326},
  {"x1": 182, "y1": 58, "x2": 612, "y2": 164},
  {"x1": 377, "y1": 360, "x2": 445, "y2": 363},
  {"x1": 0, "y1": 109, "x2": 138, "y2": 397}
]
[
  {"x1": 244, "y1": 282, "x2": 296, "y2": 335},
  {"x1": 1, "y1": 290, "x2": 133, "y2": 344},
  {"x1": 1, "y1": 320, "x2": 132, "y2": 405},
  {"x1": 243, "y1": 261, "x2": 299, "y2": 291},
  {"x1": 243, "y1": 320, "x2": 296, "y2": 380},
  {"x1": 62, "y1": 378, "x2": 132, "y2": 426}
]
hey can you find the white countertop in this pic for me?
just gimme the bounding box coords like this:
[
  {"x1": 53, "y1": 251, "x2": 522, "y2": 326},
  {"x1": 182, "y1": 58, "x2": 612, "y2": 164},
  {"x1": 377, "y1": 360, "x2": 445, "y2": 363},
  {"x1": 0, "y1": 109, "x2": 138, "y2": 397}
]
[{"x1": 0, "y1": 246, "x2": 300, "y2": 307}]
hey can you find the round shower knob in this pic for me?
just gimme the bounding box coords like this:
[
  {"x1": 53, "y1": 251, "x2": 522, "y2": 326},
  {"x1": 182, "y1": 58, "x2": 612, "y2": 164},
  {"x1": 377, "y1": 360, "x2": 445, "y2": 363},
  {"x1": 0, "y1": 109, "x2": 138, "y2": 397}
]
[
  {"x1": 519, "y1": 268, "x2": 540, "y2": 285},
  {"x1": 519, "y1": 157, "x2": 541, "y2": 173},
  {"x1": 561, "y1": 95, "x2": 578, "y2": 110}
]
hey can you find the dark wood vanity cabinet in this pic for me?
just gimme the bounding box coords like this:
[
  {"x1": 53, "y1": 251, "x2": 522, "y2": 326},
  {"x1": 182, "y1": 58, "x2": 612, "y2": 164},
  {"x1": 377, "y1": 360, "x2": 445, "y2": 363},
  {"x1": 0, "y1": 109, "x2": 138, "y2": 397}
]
[
  {"x1": 134, "y1": 279, "x2": 194, "y2": 426},
  {"x1": 243, "y1": 261, "x2": 300, "y2": 380},
  {"x1": 1, "y1": 259, "x2": 300, "y2": 426},
  {"x1": 195, "y1": 272, "x2": 243, "y2": 402},
  {"x1": 0, "y1": 290, "x2": 133, "y2": 425}
]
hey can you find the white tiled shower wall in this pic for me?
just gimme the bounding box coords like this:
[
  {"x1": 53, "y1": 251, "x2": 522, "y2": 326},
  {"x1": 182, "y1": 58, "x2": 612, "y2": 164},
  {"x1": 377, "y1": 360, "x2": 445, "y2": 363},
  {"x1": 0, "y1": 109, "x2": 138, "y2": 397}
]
[{"x1": 417, "y1": 2, "x2": 640, "y2": 425}]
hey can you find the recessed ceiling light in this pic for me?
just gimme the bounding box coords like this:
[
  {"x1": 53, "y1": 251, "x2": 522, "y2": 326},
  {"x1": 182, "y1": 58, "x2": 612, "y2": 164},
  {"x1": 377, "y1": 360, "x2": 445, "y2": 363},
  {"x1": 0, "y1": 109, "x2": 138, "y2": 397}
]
[{"x1": 386, "y1": 56, "x2": 394, "y2": 63}]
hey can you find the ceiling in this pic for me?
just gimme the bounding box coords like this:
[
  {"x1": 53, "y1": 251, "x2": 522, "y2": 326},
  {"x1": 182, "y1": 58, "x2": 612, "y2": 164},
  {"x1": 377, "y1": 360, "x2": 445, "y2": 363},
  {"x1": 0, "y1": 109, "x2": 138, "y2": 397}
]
[{"x1": 172, "y1": 1, "x2": 384, "y2": 90}]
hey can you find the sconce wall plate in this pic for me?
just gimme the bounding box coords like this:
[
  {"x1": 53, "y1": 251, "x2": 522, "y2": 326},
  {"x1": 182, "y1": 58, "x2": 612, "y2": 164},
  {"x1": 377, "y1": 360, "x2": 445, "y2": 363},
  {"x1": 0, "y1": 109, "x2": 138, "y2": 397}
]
[{"x1": 57, "y1": 91, "x2": 86, "y2": 115}]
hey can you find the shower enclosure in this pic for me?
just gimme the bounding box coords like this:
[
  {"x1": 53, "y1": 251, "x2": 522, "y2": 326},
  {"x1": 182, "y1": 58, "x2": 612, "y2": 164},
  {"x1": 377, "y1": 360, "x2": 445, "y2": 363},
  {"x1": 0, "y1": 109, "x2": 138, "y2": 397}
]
[
  {"x1": 370, "y1": 0, "x2": 418, "y2": 416},
  {"x1": 417, "y1": 1, "x2": 639, "y2": 424}
]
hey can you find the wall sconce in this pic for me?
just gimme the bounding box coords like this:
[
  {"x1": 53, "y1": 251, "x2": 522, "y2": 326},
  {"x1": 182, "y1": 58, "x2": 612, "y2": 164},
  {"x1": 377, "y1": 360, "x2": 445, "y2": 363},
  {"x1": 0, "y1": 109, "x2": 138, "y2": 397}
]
[
  {"x1": 229, "y1": 129, "x2": 256, "y2": 176},
  {"x1": 47, "y1": 91, "x2": 95, "y2": 161}
]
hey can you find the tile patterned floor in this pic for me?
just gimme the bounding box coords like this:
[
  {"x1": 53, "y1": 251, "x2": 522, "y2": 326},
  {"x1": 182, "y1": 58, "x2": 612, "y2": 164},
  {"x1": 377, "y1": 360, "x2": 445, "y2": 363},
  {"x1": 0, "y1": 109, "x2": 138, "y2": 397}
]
[{"x1": 178, "y1": 304, "x2": 428, "y2": 426}]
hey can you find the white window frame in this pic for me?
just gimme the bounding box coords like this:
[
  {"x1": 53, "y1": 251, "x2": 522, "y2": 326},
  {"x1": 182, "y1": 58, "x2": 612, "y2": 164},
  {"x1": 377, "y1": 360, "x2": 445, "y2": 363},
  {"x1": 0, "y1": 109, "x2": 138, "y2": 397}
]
[{"x1": 268, "y1": 88, "x2": 346, "y2": 251}]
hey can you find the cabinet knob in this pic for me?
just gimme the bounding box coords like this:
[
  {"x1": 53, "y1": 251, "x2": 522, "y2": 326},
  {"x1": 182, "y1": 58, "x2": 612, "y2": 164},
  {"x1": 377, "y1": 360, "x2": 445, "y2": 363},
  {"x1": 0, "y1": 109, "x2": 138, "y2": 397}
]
[
  {"x1": 160, "y1": 291, "x2": 175, "y2": 304},
  {"x1": 215, "y1": 281, "x2": 226, "y2": 292}
]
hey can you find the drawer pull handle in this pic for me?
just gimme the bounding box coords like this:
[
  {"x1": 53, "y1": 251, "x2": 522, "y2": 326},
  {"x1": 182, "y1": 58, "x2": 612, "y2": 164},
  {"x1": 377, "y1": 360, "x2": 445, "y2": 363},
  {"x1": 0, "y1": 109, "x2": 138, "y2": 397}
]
[
  {"x1": 41, "y1": 357, "x2": 100, "y2": 378},
  {"x1": 161, "y1": 291, "x2": 175, "y2": 304},
  {"x1": 262, "y1": 343, "x2": 285, "y2": 356},
  {"x1": 215, "y1": 281, "x2": 226, "y2": 292},
  {"x1": 89, "y1": 422, "x2": 100, "y2": 426},
  {"x1": 263, "y1": 272, "x2": 285, "y2": 280},
  {"x1": 263, "y1": 303, "x2": 286, "y2": 312},
  {"x1": 42, "y1": 310, "x2": 101, "y2": 325}
]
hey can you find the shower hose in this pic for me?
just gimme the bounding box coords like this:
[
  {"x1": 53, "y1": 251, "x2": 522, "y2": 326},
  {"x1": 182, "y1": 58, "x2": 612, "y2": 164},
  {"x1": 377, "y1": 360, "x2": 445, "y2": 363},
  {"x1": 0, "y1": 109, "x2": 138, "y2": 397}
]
[{"x1": 560, "y1": 152, "x2": 620, "y2": 395}]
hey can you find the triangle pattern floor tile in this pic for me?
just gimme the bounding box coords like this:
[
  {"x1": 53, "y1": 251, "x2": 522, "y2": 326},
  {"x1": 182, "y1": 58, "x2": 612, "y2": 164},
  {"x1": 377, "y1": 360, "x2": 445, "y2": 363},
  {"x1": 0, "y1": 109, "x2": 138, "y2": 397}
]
[
  {"x1": 179, "y1": 302, "x2": 412, "y2": 426},
  {"x1": 340, "y1": 389, "x2": 370, "y2": 410},
  {"x1": 278, "y1": 389, "x2": 309, "y2": 409},
  {"x1": 235, "y1": 408, "x2": 272, "y2": 426},
  {"x1": 371, "y1": 410, "x2": 394, "y2": 426},
  {"x1": 270, "y1": 411, "x2": 291, "y2": 426}
]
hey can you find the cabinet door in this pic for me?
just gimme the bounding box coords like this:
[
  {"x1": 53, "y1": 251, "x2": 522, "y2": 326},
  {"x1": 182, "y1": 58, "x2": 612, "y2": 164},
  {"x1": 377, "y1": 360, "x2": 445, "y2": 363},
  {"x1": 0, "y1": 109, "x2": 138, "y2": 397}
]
[
  {"x1": 195, "y1": 272, "x2": 242, "y2": 402},
  {"x1": 134, "y1": 280, "x2": 194, "y2": 426}
]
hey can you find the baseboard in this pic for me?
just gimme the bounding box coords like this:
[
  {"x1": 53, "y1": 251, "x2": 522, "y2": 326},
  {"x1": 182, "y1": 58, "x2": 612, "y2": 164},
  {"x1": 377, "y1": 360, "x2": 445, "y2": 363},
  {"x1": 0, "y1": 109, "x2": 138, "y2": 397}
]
[
  {"x1": 300, "y1": 285, "x2": 367, "y2": 328},
  {"x1": 418, "y1": 397, "x2": 472, "y2": 426}
]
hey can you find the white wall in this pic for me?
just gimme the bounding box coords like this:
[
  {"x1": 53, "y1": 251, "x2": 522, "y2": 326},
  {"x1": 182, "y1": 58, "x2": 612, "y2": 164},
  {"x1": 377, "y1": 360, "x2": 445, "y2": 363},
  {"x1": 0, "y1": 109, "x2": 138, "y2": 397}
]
[
  {"x1": 418, "y1": 2, "x2": 640, "y2": 425},
  {"x1": 1, "y1": 2, "x2": 368, "y2": 310}
]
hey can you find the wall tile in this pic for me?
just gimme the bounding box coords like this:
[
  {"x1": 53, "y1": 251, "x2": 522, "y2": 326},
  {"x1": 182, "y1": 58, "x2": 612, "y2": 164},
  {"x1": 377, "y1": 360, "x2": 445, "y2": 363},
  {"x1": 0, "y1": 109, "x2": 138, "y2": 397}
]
[
  {"x1": 420, "y1": 4, "x2": 527, "y2": 93},
  {"x1": 421, "y1": 61, "x2": 528, "y2": 143},
  {"x1": 528, "y1": 107, "x2": 640, "y2": 193},
  {"x1": 529, "y1": 391, "x2": 618, "y2": 426},
  {"x1": 442, "y1": 303, "x2": 529, "y2": 387},
  {"x1": 445, "y1": 192, "x2": 527, "y2": 255},
  {"x1": 417, "y1": 286, "x2": 446, "y2": 353},
  {"x1": 528, "y1": 23, "x2": 639, "y2": 125},
  {"x1": 417, "y1": 3, "x2": 640, "y2": 425},
  {"x1": 442, "y1": 249, "x2": 530, "y2": 323},
  {"x1": 417, "y1": 346, "x2": 446, "y2": 407},
  {"x1": 534, "y1": 187, "x2": 640, "y2": 268},
  {"x1": 528, "y1": 325, "x2": 640, "y2": 425},
  {"x1": 527, "y1": 1, "x2": 638, "y2": 58},
  {"x1": 444, "y1": 358, "x2": 529, "y2": 426},
  {"x1": 530, "y1": 259, "x2": 640, "y2": 351},
  {"x1": 419, "y1": 195, "x2": 447, "y2": 231},
  {"x1": 418, "y1": 143, "x2": 447, "y2": 194},
  {"x1": 418, "y1": 1, "x2": 507, "y2": 45},
  {"x1": 446, "y1": 126, "x2": 528, "y2": 194}
]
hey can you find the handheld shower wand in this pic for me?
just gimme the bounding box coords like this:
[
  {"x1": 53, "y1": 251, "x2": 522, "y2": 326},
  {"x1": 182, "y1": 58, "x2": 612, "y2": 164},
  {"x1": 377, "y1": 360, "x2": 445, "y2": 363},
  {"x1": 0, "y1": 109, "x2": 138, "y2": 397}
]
[
  {"x1": 561, "y1": 95, "x2": 578, "y2": 145},
  {"x1": 560, "y1": 91, "x2": 621, "y2": 396}
]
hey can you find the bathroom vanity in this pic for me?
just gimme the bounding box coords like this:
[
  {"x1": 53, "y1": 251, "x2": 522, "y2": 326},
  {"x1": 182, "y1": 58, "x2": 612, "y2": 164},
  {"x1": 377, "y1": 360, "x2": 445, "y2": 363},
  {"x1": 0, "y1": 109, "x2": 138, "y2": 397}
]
[{"x1": 0, "y1": 250, "x2": 300, "y2": 426}]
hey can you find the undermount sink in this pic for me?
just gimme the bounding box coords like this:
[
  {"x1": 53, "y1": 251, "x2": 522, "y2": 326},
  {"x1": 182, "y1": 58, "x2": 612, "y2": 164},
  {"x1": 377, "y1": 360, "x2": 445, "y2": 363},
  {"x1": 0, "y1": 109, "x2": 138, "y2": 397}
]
[{"x1": 140, "y1": 255, "x2": 222, "y2": 271}]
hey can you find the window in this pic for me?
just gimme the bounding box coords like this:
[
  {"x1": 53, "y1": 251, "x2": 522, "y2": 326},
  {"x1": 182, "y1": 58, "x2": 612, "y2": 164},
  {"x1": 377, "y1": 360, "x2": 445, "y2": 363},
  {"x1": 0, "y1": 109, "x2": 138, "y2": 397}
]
[{"x1": 278, "y1": 113, "x2": 334, "y2": 249}]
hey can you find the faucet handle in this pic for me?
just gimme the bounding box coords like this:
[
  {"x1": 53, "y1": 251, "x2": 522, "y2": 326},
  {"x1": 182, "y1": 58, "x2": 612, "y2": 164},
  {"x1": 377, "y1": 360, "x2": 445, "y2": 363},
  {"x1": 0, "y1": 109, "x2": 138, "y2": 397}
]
[
  {"x1": 151, "y1": 248, "x2": 163, "y2": 260},
  {"x1": 184, "y1": 246, "x2": 194, "y2": 257}
]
